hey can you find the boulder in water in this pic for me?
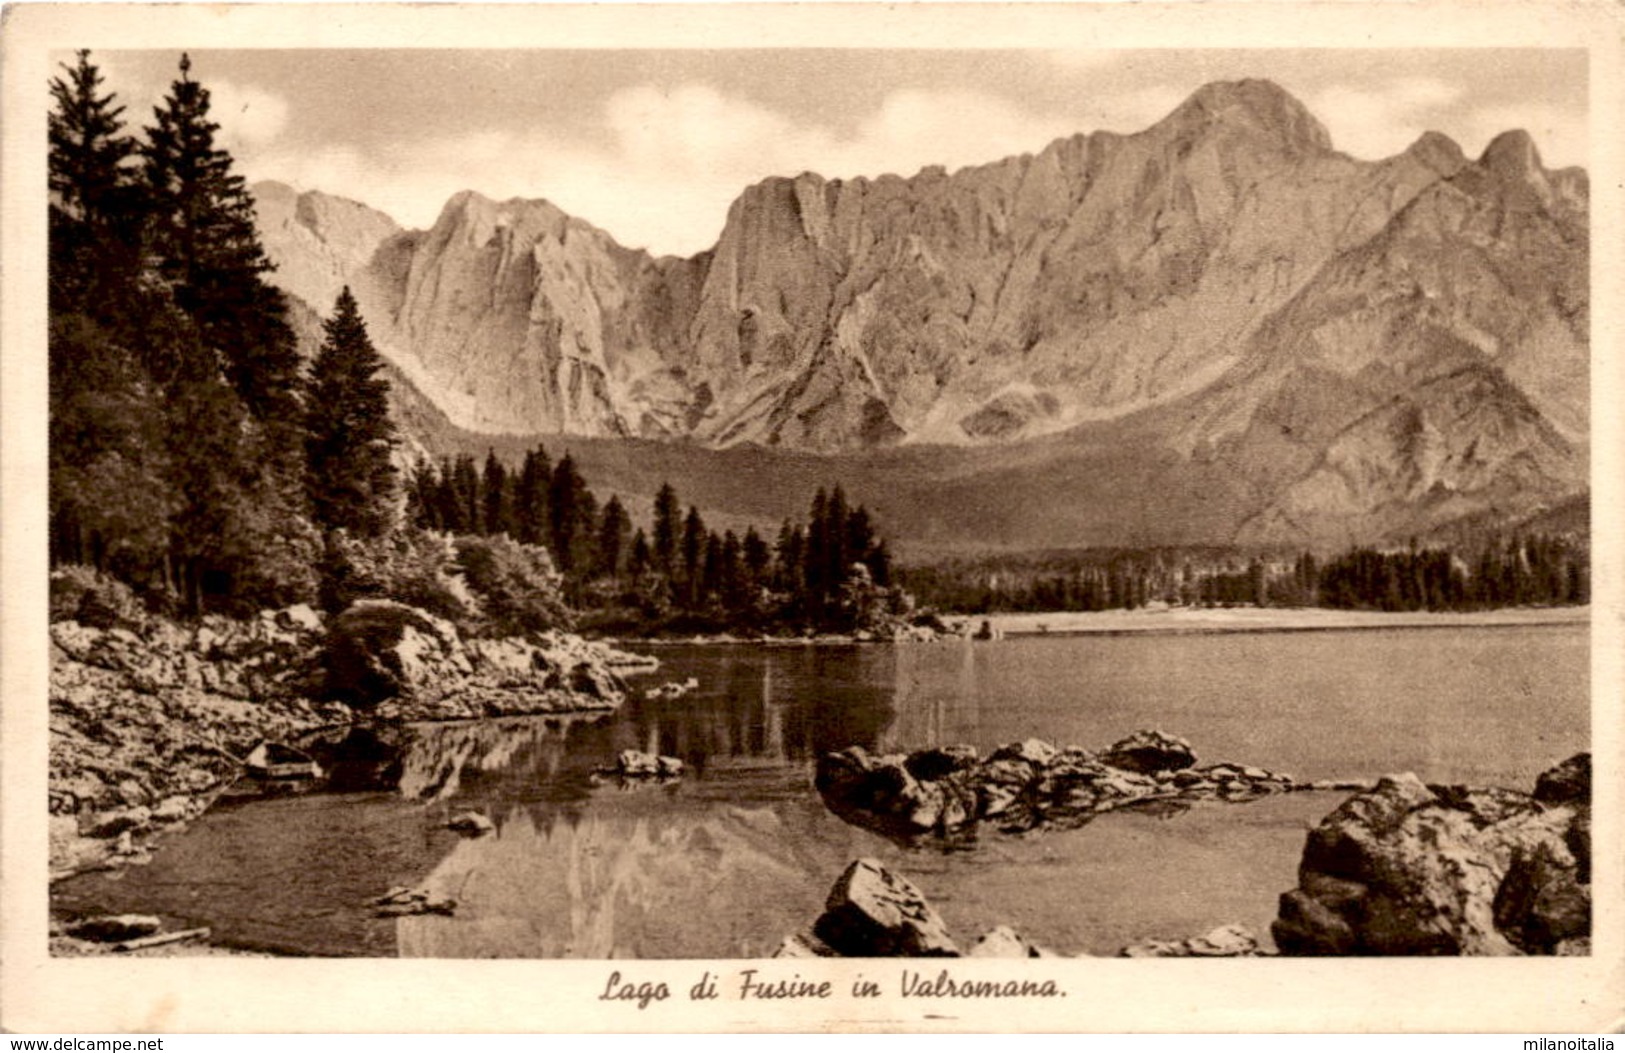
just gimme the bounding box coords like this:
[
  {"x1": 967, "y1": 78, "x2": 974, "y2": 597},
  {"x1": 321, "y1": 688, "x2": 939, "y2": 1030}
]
[
  {"x1": 446, "y1": 811, "x2": 495, "y2": 836},
  {"x1": 323, "y1": 600, "x2": 463, "y2": 708},
  {"x1": 1273, "y1": 756, "x2": 1590, "y2": 956},
  {"x1": 1098, "y1": 729, "x2": 1196, "y2": 774},
  {"x1": 816, "y1": 731, "x2": 1296, "y2": 843},
  {"x1": 967, "y1": 925, "x2": 1057, "y2": 958},
  {"x1": 813, "y1": 858, "x2": 960, "y2": 957}
]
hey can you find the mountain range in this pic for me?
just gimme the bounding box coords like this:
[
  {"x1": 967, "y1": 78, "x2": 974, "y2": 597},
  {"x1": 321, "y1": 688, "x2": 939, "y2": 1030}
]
[{"x1": 251, "y1": 79, "x2": 1589, "y2": 552}]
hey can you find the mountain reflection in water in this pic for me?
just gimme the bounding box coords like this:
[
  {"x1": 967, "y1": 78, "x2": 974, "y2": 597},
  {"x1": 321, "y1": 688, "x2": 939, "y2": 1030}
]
[{"x1": 52, "y1": 629, "x2": 1587, "y2": 958}]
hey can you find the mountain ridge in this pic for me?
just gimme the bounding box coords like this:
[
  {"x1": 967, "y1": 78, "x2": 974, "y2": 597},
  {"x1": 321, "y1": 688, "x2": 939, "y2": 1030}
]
[{"x1": 251, "y1": 78, "x2": 1588, "y2": 549}]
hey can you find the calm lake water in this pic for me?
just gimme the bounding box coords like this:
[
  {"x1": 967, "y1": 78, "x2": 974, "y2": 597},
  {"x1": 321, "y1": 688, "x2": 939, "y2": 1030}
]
[{"x1": 54, "y1": 624, "x2": 1588, "y2": 958}]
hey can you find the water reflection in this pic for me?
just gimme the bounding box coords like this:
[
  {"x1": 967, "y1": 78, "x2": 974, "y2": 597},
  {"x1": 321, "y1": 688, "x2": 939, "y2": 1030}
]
[
  {"x1": 298, "y1": 645, "x2": 912, "y2": 806},
  {"x1": 52, "y1": 629, "x2": 1587, "y2": 958}
]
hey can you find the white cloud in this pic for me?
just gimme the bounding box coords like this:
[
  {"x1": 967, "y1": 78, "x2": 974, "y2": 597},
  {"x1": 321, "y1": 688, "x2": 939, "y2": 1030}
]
[
  {"x1": 1305, "y1": 77, "x2": 1585, "y2": 170},
  {"x1": 209, "y1": 81, "x2": 290, "y2": 155},
  {"x1": 1307, "y1": 76, "x2": 1465, "y2": 160},
  {"x1": 1457, "y1": 103, "x2": 1586, "y2": 169},
  {"x1": 1075, "y1": 84, "x2": 1188, "y2": 134}
]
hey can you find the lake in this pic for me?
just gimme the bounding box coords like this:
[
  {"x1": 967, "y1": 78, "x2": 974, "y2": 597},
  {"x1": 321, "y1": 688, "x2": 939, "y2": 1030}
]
[{"x1": 52, "y1": 622, "x2": 1588, "y2": 958}]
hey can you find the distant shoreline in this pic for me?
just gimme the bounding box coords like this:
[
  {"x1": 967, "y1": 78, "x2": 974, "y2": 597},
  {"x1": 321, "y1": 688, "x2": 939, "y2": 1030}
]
[
  {"x1": 971, "y1": 605, "x2": 1588, "y2": 638},
  {"x1": 605, "y1": 605, "x2": 1587, "y2": 648}
]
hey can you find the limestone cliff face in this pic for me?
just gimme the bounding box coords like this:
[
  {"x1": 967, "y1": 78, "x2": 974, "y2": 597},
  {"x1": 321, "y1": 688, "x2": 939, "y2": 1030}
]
[
  {"x1": 252, "y1": 78, "x2": 1588, "y2": 546},
  {"x1": 1194, "y1": 129, "x2": 1589, "y2": 544},
  {"x1": 254, "y1": 180, "x2": 403, "y2": 320}
]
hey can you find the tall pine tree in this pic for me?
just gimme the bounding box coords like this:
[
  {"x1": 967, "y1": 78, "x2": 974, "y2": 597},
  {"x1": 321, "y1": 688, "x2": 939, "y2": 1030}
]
[
  {"x1": 652, "y1": 482, "x2": 681, "y2": 577},
  {"x1": 482, "y1": 450, "x2": 513, "y2": 537},
  {"x1": 514, "y1": 446, "x2": 551, "y2": 545},
  {"x1": 143, "y1": 53, "x2": 300, "y2": 429},
  {"x1": 48, "y1": 49, "x2": 141, "y2": 315},
  {"x1": 47, "y1": 50, "x2": 173, "y2": 576},
  {"x1": 305, "y1": 287, "x2": 397, "y2": 537},
  {"x1": 596, "y1": 496, "x2": 631, "y2": 580}
]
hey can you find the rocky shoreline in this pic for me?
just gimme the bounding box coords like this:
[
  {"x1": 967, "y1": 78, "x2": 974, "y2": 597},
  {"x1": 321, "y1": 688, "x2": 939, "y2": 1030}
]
[
  {"x1": 49, "y1": 599, "x2": 655, "y2": 883},
  {"x1": 790, "y1": 744, "x2": 1590, "y2": 957}
]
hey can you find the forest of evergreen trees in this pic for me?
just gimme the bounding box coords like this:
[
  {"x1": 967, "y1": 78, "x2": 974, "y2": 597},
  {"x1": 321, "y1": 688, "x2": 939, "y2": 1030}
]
[
  {"x1": 404, "y1": 456, "x2": 907, "y2": 635},
  {"x1": 898, "y1": 535, "x2": 1589, "y2": 615}
]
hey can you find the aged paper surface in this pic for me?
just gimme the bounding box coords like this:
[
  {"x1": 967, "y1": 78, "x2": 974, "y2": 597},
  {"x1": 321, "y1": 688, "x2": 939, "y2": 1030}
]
[{"x1": 3, "y1": 0, "x2": 1622, "y2": 1033}]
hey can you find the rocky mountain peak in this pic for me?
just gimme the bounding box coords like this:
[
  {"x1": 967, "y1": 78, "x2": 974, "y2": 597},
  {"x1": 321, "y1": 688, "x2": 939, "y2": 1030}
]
[
  {"x1": 1403, "y1": 131, "x2": 1468, "y2": 177},
  {"x1": 250, "y1": 180, "x2": 403, "y2": 320},
  {"x1": 1471, "y1": 128, "x2": 1560, "y2": 213},
  {"x1": 431, "y1": 189, "x2": 576, "y2": 246},
  {"x1": 249, "y1": 179, "x2": 299, "y2": 209},
  {"x1": 1155, "y1": 78, "x2": 1333, "y2": 155},
  {"x1": 1480, "y1": 128, "x2": 1548, "y2": 183}
]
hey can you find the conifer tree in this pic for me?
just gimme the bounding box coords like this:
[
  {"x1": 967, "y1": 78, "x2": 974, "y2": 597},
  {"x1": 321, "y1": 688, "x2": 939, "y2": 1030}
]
[
  {"x1": 514, "y1": 446, "x2": 551, "y2": 545},
  {"x1": 629, "y1": 528, "x2": 652, "y2": 579},
  {"x1": 719, "y1": 530, "x2": 743, "y2": 610},
  {"x1": 48, "y1": 49, "x2": 141, "y2": 314},
  {"x1": 596, "y1": 496, "x2": 631, "y2": 580},
  {"x1": 699, "y1": 531, "x2": 724, "y2": 604},
  {"x1": 868, "y1": 539, "x2": 892, "y2": 587},
  {"x1": 47, "y1": 51, "x2": 173, "y2": 575},
  {"x1": 804, "y1": 489, "x2": 829, "y2": 613},
  {"x1": 482, "y1": 450, "x2": 512, "y2": 537},
  {"x1": 405, "y1": 458, "x2": 440, "y2": 530},
  {"x1": 824, "y1": 486, "x2": 851, "y2": 591},
  {"x1": 742, "y1": 527, "x2": 770, "y2": 592},
  {"x1": 304, "y1": 287, "x2": 397, "y2": 537},
  {"x1": 774, "y1": 520, "x2": 804, "y2": 594},
  {"x1": 681, "y1": 505, "x2": 706, "y2": 607},
  {"x1": 49, "y1": 50, "x2": 135, "y2": 225},
  {"x1": 652, "y1": 483, "x2": 681, "y2": 576},
  {"x1": 143, "y1": 53, "x2": 299, "y2": 426},
  {"x1": 450, "y1": 454, "x2": 480, "y2": 532}
]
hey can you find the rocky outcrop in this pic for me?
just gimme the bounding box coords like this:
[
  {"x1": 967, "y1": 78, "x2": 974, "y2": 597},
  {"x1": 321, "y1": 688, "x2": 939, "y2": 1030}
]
[
  {"x1": 1272, "y1": 755, "x2": 1590, "y2": 956},
  {"x1": 64, "y1": 914, "x2": 162, "y2": 943},
  {"x1": 321, "y1": 598, "x2": 633, "y2": 719},
  {"x1": 445, "y1": 810, "x2": 495, "y2": 837},
  {"x1": 815, "y1": 731, "x2": 1304, "y2": 843},
  {"x1": 598, "y1": 750, "x2": 685, "y2": 780}
]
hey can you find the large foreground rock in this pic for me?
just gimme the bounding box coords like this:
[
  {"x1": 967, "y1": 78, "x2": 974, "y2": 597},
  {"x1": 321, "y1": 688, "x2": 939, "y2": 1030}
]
[
  {"x1": 779, "y1": 858, "x2": 1254, "y2": 958},
  {"x1": 815, "y1": 730, "x2": 1301, "y2": 842},
  {"x1": 813, "y1": 859, "x2": 959, "y2": 957},
  {"x1": 1273, "y1": 755, "x2": 1590, "y2": 956}
]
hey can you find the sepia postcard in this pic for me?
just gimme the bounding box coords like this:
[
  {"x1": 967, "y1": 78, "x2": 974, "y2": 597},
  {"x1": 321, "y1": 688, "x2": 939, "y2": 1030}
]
[{"x1": 2, "y1": 0, "x2": 1622, "y2": 1034}]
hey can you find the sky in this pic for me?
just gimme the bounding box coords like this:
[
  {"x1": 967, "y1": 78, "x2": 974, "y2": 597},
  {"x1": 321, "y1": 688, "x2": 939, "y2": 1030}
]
[{"x1": 82, "y1": 48, "x2": 1588, "y2": 258}]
